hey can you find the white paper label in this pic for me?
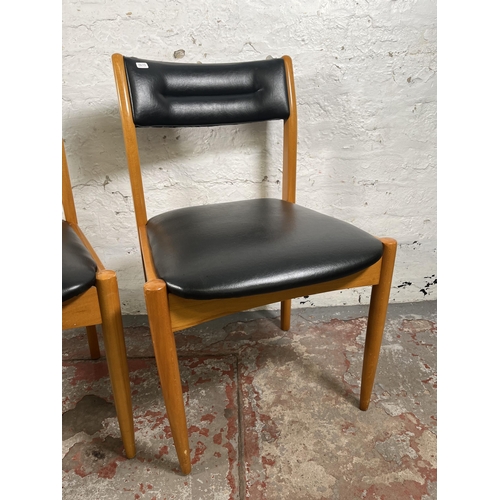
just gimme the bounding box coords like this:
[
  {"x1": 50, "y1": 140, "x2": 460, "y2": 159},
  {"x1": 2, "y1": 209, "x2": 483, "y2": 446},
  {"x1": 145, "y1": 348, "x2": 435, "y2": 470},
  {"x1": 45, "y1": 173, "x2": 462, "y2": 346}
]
[{"x1": 136, "y1": 62, "x2": 149, "y2": 68}]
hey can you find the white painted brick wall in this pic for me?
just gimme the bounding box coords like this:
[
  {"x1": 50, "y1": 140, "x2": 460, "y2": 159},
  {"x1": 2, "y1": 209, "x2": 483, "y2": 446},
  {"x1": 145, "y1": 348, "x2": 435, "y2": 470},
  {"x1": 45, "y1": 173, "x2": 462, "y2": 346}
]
[{"x1": 62, "y1": 0, "x2": 437, "y2": 314}]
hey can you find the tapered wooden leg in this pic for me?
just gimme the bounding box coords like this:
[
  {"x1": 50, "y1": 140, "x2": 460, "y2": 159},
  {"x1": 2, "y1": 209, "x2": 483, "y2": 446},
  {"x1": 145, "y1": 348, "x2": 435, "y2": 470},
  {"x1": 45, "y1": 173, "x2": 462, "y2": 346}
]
[
  {"x1": 281, "y1": 299, "x2": 291, "y2": 331},
  {"x1": 95, "y1": 270, "x2": 136, "y2": 459},
  {"x1": 86, "y1": 325, "x2": 101, "y2": 359},
  {"x1": 144, "y1": 279, "x2": 191, "y2": 475},
  {"x1": 359, "y1": 238, "x2": 397, "y2": 411}
]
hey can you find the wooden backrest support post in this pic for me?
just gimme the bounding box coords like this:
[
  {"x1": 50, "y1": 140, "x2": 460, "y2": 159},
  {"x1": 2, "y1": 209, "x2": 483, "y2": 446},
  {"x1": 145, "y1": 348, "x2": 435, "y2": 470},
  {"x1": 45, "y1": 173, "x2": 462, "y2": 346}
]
[
  {"x1": 62, "y1": 140, "x2": 105, "y2": 271},
  {"x1": 62, "y1": 141, "x2": 78, "y2": 224},
  {"x1": 112, "y1": 53, "x2": 149, "y2": 230},
  {"x1": 281, "y1": 55, "x2": 298, "y2": 204}
]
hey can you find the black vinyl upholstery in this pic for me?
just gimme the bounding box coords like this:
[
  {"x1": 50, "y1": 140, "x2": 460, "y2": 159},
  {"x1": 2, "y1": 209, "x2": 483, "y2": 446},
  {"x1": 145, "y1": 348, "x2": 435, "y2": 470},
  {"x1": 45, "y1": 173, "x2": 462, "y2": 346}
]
[
  {"x1": 119, "y1": 55, "x2": 385, "y2": 303},
  {"x1": 123, "y1": 57, "x2": 290, "y2": 127},
  {"x1": 146, "y1": 199, "x2": 383, "y2": 300},
  {"x1": 62, "y1": 220, "x2": 97, "y2": 302}
]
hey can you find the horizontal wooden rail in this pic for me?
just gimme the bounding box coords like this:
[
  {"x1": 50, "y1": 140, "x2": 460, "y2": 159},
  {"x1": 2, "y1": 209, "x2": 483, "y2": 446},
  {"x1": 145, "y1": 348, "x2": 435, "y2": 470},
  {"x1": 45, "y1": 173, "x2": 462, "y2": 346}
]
[
  {"x1": 62, "y1": 287, "x2": 102, "y2": 329},
  {"x1": 169, "y1": 258, "x2": 382, "y2": 332}
]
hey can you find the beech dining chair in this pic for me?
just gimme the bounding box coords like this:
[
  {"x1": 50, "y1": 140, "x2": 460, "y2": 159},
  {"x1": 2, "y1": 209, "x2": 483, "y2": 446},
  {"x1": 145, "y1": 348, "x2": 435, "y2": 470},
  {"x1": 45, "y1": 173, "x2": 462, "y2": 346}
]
[{"x1": 112, "y1": 54, "x2": 396, "y2": 474}]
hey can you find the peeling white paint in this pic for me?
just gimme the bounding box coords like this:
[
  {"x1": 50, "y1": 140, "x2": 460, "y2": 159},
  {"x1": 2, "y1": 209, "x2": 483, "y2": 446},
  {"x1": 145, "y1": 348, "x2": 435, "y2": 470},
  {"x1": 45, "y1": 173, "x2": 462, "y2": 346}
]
[{"x1": 62, "y1": 0, "x2": 437, "y2": 314}]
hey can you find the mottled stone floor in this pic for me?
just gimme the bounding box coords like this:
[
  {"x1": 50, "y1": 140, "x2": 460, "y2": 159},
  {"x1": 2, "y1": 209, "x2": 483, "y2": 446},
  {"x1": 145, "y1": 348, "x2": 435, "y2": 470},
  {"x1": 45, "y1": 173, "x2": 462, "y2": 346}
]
[{"x1": 62, "y1": 301, "x2": 437, "y2": 499}]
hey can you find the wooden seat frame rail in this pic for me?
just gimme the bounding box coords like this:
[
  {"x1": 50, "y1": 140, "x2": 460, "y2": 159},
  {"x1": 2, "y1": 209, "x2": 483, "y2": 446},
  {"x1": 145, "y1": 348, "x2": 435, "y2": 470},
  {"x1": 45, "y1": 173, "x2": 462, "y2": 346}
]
[
  {"x1": 62, "y1": 141, "x2": 136, "y2": 459},
  {"x1": 112, "y1": 53, "x2": 397, "y2": 475}
]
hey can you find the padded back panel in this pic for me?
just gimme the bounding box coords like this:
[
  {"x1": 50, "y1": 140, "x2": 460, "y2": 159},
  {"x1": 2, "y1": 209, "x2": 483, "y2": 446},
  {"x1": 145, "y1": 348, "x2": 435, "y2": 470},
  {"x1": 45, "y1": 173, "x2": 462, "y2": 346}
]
[{"x1": 123, "y1": 56, "x2": 290, "y2": 127}]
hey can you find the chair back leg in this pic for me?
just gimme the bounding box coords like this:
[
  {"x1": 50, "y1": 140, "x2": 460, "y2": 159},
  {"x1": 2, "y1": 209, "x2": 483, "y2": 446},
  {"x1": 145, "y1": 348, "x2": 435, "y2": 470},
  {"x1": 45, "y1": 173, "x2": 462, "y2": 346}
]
[
  {"x1": 85, "y1": 325, "x2": 101, "y2": 359},
  {"x1": 280, "y1": 299, "x2": 292, "y2": 331}
]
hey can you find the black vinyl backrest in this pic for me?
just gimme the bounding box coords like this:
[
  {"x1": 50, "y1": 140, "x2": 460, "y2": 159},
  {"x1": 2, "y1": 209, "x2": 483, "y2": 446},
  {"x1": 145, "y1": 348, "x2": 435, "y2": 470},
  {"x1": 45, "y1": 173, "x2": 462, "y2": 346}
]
[{"x1": 123, "y1": 56, "x2": 290, "y2": 127}]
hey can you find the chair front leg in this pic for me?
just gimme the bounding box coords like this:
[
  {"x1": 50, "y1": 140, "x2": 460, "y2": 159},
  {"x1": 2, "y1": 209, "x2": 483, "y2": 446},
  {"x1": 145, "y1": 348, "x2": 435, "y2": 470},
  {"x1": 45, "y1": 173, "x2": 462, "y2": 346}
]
[
  {"x1": 144, "y1": 279, "x2": 191, "y2": 475},
  {"x1": 359, "y1": 238, "x2": 397, "y2": 411},
  {"x1": 96, "y1": 270, "x2": 136, "y2": 459}
]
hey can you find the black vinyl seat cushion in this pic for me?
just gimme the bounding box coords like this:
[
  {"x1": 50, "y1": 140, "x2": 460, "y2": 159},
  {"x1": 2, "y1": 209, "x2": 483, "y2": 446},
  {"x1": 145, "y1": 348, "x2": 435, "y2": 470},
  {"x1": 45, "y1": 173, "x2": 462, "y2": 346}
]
[
  {"x1": 62, "y1": 220, "x2": 98, "y2": 302},
  {"x1": 146, "y1": 198, "x2": 384, "y2": 300}
]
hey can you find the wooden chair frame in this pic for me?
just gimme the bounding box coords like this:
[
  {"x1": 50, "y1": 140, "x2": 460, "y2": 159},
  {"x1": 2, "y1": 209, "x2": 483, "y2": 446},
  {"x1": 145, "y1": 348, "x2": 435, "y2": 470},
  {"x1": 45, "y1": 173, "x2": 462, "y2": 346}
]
[
  {"x1": 112, "y1": 53, "x2": 396, "y2": 474},
  {"x1": 62, "y1": 141, "x2": 136, "y2": 459}
]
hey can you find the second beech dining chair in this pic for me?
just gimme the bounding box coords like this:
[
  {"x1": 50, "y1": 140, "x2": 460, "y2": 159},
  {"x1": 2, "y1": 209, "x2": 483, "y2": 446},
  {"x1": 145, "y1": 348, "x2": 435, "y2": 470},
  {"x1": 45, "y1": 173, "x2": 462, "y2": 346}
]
[
  {"x1": 112, "y1": 53, "x2": 396, "y2": 474},
  {"x1": 62, "y1": 141, "x2": 136, "y2": 459}
]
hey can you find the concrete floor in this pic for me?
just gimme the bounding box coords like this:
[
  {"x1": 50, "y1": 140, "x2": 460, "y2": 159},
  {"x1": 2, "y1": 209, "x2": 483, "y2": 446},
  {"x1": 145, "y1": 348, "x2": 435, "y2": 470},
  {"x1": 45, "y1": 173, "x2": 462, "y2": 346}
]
[{"x1": 62, "y1": 301, "x2": 437, "y2": 499}]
